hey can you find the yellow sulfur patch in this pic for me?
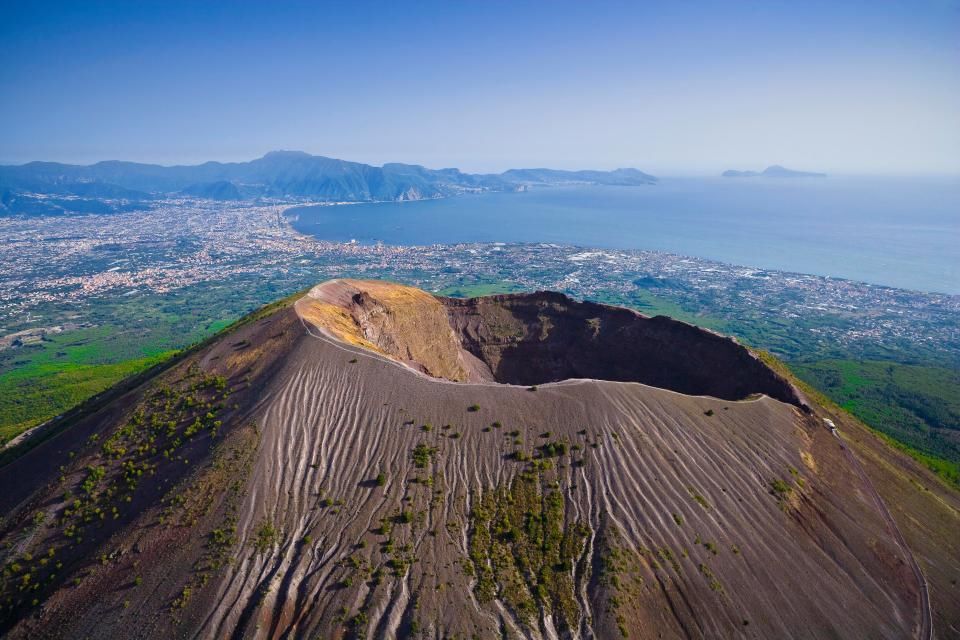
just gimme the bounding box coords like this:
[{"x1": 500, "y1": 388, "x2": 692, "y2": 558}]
[{"x1": 800, "y1": 450, "x2": 818, "y2": 473}]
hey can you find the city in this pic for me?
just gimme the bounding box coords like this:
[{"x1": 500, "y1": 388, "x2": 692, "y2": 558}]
[{"x1": 1, "y1": 197, "x2": 957, "y2": 367}]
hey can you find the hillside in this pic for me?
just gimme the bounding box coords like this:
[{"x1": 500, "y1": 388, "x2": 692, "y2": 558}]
[
  {"x1": 0, "y1": 152, "x2": 658, "y2": 213},
  {"x1": 499, "y1": 167, "x2": 657, "y2": 186},
  {"x1": 0, "y1": 280, "x2": 956, "y2": 639},
  {"x1": 179, "y1": 180, "x2": 243, "y2": 201}
]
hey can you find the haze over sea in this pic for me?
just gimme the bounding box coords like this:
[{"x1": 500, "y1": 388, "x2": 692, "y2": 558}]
[{"x1": 290, "y1": 176, "x2": 960, "y2": 295}]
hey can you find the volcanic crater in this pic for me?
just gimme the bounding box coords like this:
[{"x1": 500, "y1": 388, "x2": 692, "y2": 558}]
[
  {"x1": 0, "y1": 279, "x2": 956, "y2": 640},
  {"x1": 298, "y1": 279, "x2": 803, "y2": 405}
]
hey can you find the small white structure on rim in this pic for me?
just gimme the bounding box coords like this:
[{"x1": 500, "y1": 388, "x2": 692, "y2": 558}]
[{"x1": 824, "y1": 418, "x2": 838, "y2": 434}]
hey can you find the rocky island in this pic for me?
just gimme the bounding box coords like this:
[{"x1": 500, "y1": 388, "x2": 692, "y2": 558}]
[{"x1": 723, "y1": 165, "x2": 827, "y2": 178}]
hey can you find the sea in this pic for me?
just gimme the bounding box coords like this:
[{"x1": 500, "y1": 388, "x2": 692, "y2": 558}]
[{"x1": 288, "y1": 176, "x2": 960, "y2": 295}]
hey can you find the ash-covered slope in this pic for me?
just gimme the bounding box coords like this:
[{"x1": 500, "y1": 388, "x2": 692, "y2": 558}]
[{"x1": 0, "y1": 280, "x2": 957, "y2": 640}]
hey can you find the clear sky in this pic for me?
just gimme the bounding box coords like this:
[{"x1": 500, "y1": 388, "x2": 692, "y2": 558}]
[{"x1": 1, "y1": 0, "x2": 958, "y2": 174}]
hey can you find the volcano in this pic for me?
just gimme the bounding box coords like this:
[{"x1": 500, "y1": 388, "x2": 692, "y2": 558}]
[{"x1": 0, "y1": 279, "x2": 956, "y2": 639}]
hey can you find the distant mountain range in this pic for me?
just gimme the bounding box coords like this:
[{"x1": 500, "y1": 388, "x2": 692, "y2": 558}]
[
  {"x1": 500, "y1": 167, "x2": 656, "y2": 186},
  {"x1": 722, "y1": 165, "x2": 826, "y2": 178},
  {"x1": 0, "y1": 151, "x2": 657, "y2": 216}
]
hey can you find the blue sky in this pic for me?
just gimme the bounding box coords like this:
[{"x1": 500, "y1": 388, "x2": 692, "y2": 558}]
[{"x1": 1, "y1": 0, "x2": 958, "y2": 174}]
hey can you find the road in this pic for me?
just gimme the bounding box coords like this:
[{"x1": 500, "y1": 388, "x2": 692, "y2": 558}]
[{"x1": 826, "y1": 418, "x2": 933, "y2": 640}]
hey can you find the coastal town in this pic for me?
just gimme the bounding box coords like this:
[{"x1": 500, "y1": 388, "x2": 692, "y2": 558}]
[{"x1": 1, "y1": 197, "x2": 958, "y2": 366}]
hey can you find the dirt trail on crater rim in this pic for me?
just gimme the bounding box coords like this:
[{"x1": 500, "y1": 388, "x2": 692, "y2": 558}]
[{"x1": 0, "y1": 279, "x2": 957, "y2": 639}]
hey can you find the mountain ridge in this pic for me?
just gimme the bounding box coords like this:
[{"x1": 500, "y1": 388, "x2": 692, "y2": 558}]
[{"x1": 0, "y1": 152, "x2": 658, "y2": 214}]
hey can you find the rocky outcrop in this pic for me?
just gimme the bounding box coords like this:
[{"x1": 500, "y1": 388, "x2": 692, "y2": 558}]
[
  {"x1": 296, "y1": 279, "x2": 491, "y2": 382},
  {"x1": 299, "y1": 280, "x2": 802, "y2": 404}
]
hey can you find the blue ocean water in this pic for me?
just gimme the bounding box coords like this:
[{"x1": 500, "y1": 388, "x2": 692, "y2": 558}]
[{"x1": 289, "y1": 176, "x2": 960, "y2": 294}]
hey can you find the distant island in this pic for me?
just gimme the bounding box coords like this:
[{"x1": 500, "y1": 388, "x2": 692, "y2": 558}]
[
  {"x1": 0, "y1": 151, "x2": 657, "y2": 217},
  {"x1": 722, "y1": 165, "x2": 827, "y2": 178}
]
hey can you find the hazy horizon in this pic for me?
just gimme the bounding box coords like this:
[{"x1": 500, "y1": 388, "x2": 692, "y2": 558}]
[
  {"x1": 2, "y1": 148, "x2": 960, "y2": 179},
  {"x1": 3, "y1": 1, "x2": 958, "y2": 175}
]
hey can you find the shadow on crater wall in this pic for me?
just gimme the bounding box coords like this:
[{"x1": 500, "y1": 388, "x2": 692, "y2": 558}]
[{"x1": 444, "y1": 291, "x2": 803, "y2": 405}]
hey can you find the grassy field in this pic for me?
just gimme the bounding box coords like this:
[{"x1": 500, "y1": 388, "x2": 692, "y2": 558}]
[
  {"x1": 0, "y1": 292, "x2": 243, "y2": 446},
  {"x1": 794, "y1": 360, "x2": 960, "y2": 469},
  {"x1": 0, "y1": 283, "x2": 314, "y2": 447},
  {"x1": 0, "y1": 350, "x2": 175, "y2": 444}
]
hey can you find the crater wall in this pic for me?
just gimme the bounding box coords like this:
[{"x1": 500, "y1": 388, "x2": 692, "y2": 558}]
[
  {"x1": 443, "y1": 291, "x2": 804, "y2": 404},
  {"x1": 298, "y1": 280, "x2": 803, "y2": 404}
]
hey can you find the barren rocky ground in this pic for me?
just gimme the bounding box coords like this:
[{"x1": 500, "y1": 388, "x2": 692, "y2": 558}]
[{"x1": 0, "y1": 280, "x2": 957, "y2": 639}]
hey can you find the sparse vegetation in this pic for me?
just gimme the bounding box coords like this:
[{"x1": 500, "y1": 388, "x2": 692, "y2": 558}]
[
  {"x1": 698, "y1": 563, "x2": 724, "y2": 592},
  {"x1": 253, "y1": 519, "x2": 279, "y2": 553},
  {"x1": 466, "y1": 471, "x2": 589, "y2": 631},
  {"x1": 687, "y1": 487, "x2": 711, "y2": 509},
  {"x1": 412, "y1": 443, "x2": 438, "y2": 469},
  {"x1": 0, "y1": 364, "x2": 257, "y2": 619},
  {"x1": 2, "y1": 277, "x2": 956, "y2": 636},
  {"x1": 539, "y1": 441, "x2": 567, "y2": 457},
  {"x1": 770, "y1": 478, "x2": 792, "y2": 497},
  {"x1": 769, "y1": 477, "x2": 796, "y2": 511}
]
